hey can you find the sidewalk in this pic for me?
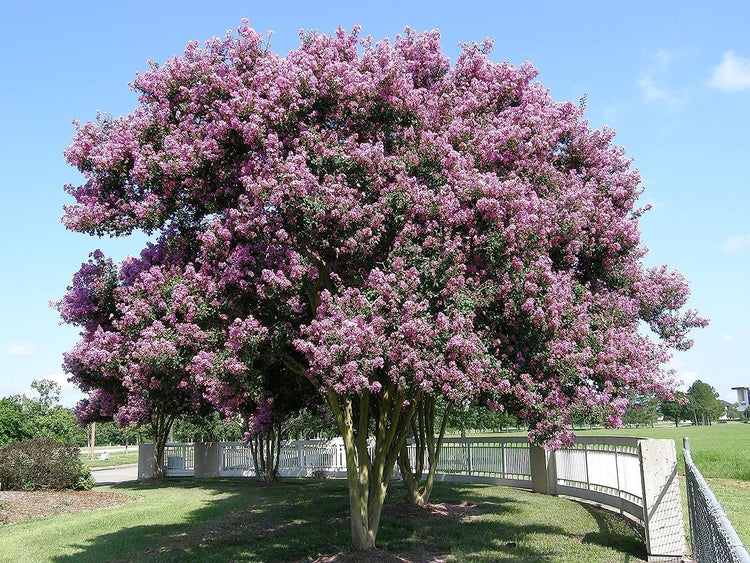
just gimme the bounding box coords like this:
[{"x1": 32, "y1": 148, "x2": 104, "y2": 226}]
[{"x1": 91, "y1": 463, "x2": 138, "y2": 485}]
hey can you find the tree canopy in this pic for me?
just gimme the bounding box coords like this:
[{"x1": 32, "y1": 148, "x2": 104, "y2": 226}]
[
  {"x1": 57, "y1": 23, "x2": 706, "y2": 549},
  {"x1": 0, "y1": 380, "x2": 88, "y2": 448},
  {"x1": 685, "y1": 380, "x2": 724, "y2": 425}
]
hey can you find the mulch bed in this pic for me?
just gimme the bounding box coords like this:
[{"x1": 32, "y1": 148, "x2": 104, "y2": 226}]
[{"x1": 0, "y1": 489, "x2": 137, "y2": 524}]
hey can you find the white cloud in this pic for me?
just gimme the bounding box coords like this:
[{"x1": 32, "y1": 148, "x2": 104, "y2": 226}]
[
  {"x1": 638, "y1": 76, "x2": 686, "y2": 108},
  {"x1": 2, "y1": 342, "x2": 36, "y2": 357},
  {"x1": 638, "y1": 50, "x2": 687, "y2": 109},
  {"x1": 708, "y1": 51, "x2": 750, "y2": 92},
  {"x1": 718, "y1": 233, "x2": 750, "y2": 254},
  {"x1": 721, "y1": 333, "x2": 734, "y2": 343},
  {"x1": 677, "y1": 370, "x2": 699, "y2": 391},
  {"x1": 667, "y1": 356, "x2": 685, "y2": 372},
  {"x1": 666, "y1": 358, "x2": 700, "y2": 391},
  {"x1": 724, "y1": 391, "x2": 739, "y2": 403},
  {"x1": 22, "y1": 374, "x2": 82, "y2": 408},
  {"x1": 46, "y1": 373, "x2": 76, "y2": 391}
]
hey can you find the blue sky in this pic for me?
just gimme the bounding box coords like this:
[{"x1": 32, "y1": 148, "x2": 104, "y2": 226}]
[{"x1": 1, "y1": 1, "x2": 748, "y2": 409}]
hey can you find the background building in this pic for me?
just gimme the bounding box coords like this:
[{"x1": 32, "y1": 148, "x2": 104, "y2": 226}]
[{"x1": 732, "y1": 386, "x2": 749, "y2": 412}]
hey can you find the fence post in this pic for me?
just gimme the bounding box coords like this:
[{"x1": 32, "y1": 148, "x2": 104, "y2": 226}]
[
  {"x1": 137, "y1": 443, "x2": 156, "y2": 479},
  {"x1": 529, "y1": 445, "x2": 557, "y2": 495},
  {"x1": 194, "y1": 442, "x2": 219, "y2": 478},
  {"x1": 638, "y1": 439, "x2": 686, "y2": 562}
]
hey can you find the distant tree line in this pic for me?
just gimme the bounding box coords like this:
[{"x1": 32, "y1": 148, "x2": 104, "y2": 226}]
[
  {"x1": 0, "y1": 379, "x2": 86, "y2": 447},
  {"x1": 0, "y1": 379, "x2": 150, "y2": 448}
]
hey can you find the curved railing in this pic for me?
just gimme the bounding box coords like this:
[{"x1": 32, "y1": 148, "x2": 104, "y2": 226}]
[
  {"x1": 552, "y1": 436, "x2": 644, "y2": 520},
  {"x1": 165, "y1": 436, "x2": 644, "y2": 521}
]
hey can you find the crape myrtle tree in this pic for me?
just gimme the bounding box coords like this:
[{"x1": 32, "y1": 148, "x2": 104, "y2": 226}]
[
  {"x1": 57, "y1": 238, "x2": 317, "y2": 480},
  {"x1": 396, "y1": 392, "x2": 517, "y2": 507},
  {"x1": 55, "y1": 241, "x2": 226, "y2": 477},
  {"x1": 60, "y1": 23, "x2": 706, "y2": 549}
]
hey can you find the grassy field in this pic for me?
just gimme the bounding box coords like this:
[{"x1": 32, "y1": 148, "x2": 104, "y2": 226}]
[
  {"x1": 0, "y1": 478, "x2": 647, "y2": 562},
  {"x1": 463, "y1": 422, "x2": 750, "y2": 478},
  {"x1": 19, "y1": 423, "x2": 734, "y2": 560},
  {"x1": 80, "y1": 450, "x2": 139, "y2": 468}
]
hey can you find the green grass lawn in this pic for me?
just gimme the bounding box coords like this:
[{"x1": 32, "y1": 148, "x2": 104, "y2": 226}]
[
  {"x1": 80, "y1": 450, "x2": 139, "y2": 468},
  {"x1": 23, "y1": 424, "x2": 737, "y2": 561},
  {"x1": 0, "y1": 478, "x2": 647, "y2": 562}
]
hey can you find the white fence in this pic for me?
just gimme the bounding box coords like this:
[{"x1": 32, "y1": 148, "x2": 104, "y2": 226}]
[
  {"x1": 553, "y1": 436, "x2": 644, "y2": 520},
  {"x1": 140, "y1": 435, "x2": 685, "y2": 560},
  {"x1": 216, "y1": 437, "x2": 534, "y2": 487},
  {"x1": 164, "y1": 443, "x2": 195, "y2": 476},
  {"x1": 193, "y1": 436, "x2": 645, "y2": 522}
]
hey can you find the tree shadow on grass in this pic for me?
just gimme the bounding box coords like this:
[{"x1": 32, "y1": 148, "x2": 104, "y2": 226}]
[
  {"x1": 50, "y1": 479, "x2": 648, "y2": 562},
  {"x1": 576, "y1": 501, "x2": 647, "y2": 561},
  {"x1": 52, "y1": 478, "x2": 352, "y2": 562}
]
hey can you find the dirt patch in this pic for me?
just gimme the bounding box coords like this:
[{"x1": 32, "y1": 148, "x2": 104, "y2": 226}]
[
  {"x1": 383, "y1": 501, "x2": 484, "y2": 520},
  {"x1": 311, "y1": 546, "x2": 447, "y2": 563},
  {"x1": 708, "y1": 478, "x2": 750, "y2": 490},
  {"x1": 305, "y1": 501, "x2": 483, "y2": 563},
  {"x1": 0, "y1": 489, "x2": 138, "y2": 524}
]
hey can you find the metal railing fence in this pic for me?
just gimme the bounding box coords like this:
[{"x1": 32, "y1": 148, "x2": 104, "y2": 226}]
[
  {"x1": 164, "y1": 443, "x2": 194, "y2": 476},
  {"x1": 684, "y1": 437, "x2": 750, "y2": 563},
  {"x1": 553, "y1": 436, "x2": 644, "y2": 520}
]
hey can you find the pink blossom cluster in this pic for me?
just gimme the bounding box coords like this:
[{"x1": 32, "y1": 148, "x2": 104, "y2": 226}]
[
  {"x1": 295, "y1": 261, "x2": 499, "y2": 404},
  {"x1": 56, "y1": 237, "x2": 222, "y2": 427},
  {"x1": 54, "y1": 250, "x2": 118, "y2": 332},
  {"x1": 59, "y1": 23, "x2": 706, "y2": 447},
  {"x1": 242, "y1": 394, "x2": 282, "y2": 438}
]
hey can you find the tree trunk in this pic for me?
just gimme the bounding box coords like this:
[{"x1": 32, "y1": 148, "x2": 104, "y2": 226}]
[
  {"x1": 273, "y1": 420, "x2": 282, "y2": 478},
  {"x1": 398, "y1": 399, "x2": 451, "y2": 507},
  {"x1": 248, "y1": 428, "x2": 279, "y2": 483},
  {"x1": 153, "y1": 440, "x2": 165, "y2": 479},
  {"x1": 326, "y1": 385, "x2": 415, "y2": 550},
  {"x1": 151, "y1": 410, "x2": 174, "y2": 479}
]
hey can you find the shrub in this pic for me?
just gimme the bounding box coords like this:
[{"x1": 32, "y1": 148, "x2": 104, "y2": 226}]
[
  {"x1": 0, "y1": 437, "x2": 93, "y2": 490},
  {"x1": 73, "y1": 464, "x2": 95, "y2": 490}
]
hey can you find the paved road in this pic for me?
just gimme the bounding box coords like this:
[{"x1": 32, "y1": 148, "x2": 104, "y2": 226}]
[{"x1": 92, "y1": 463, "x2": 138, "y2": 485}]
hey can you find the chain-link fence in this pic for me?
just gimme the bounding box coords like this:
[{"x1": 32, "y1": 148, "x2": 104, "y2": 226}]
[{"x1": 684, "y1": 437, "x2": 750, "y2": 563}]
